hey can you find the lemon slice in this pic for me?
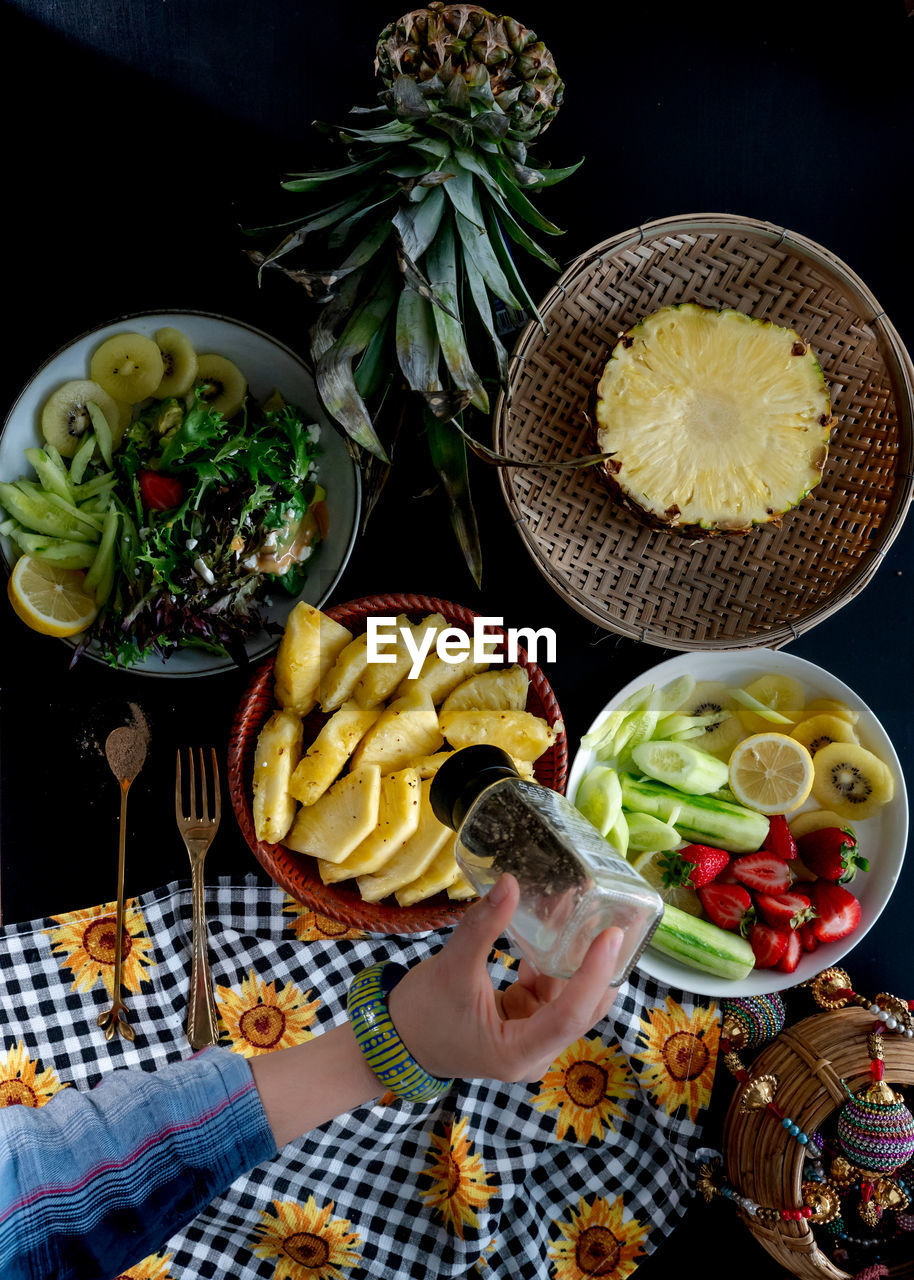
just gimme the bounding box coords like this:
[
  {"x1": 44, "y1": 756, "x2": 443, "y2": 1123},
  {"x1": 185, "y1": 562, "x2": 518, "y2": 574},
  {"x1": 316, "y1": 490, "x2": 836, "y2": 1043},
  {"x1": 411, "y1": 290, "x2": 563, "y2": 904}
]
[
  {"x1": 630, "y1": 848, "x2": 703, "y2": 917},
  {"x1": 8, "y1": 555, "x2": 99, "y2": 637},
  {"x1": 728, "y1": 733, "x2": 814, "y2": 815}
]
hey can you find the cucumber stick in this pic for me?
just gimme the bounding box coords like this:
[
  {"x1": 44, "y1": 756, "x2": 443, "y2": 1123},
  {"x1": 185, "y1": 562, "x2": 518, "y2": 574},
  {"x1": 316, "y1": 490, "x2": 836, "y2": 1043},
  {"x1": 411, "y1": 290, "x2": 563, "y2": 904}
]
[
  {"x1": 621, "y1": 774, "x2": 769, "y2": 853},
  {"x1": 650, "y1": 904, "x2": 755, "y2": 981},
  {"x1": 631, "y1": 739, "x2": 728, "y2": 794}
]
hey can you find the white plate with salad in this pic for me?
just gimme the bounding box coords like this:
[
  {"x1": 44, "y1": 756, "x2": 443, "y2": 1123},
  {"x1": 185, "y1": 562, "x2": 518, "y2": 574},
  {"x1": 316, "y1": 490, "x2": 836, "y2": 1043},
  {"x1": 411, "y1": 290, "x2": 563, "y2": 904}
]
[
  {"x1": 0, "y1": 311, "x2": 361, "y2": 676},
  {"x1": 568, "y1": 650, "x2": 907, "y2": 997}
]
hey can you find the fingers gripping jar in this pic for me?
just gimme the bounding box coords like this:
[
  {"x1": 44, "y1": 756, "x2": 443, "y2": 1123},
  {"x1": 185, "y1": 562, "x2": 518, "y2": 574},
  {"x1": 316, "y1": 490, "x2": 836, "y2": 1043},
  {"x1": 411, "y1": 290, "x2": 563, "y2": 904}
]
[{"x1": 431, "y1": 746, "x2": 663, "y2": 983}]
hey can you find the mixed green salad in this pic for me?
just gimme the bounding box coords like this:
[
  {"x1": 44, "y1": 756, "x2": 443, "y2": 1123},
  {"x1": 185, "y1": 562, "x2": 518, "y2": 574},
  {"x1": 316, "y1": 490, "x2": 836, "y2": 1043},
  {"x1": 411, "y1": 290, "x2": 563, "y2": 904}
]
[{"x1": 1, "y1": 351, "x2": 328, "y2": 667}]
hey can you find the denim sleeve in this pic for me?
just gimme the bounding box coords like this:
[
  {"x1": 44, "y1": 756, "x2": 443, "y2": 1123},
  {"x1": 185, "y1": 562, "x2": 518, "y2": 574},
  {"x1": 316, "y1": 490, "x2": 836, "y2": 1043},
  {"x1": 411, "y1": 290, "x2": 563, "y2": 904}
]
[{"x1": 0, "y1": 1046, "x2": 277, "y2": 1280}]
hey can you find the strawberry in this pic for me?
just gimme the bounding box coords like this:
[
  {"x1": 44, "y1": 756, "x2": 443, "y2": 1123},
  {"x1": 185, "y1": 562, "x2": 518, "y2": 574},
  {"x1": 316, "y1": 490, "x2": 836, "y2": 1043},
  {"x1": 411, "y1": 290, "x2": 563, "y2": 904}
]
[
  {"x1": 697, "y1": 883, "x2": 754, "y2": 933},
  {"x1": 809, "y1": 882, "x2": 861, "y2": 944},
  {"x1": 765, "y1": 814, "x2": 798, "y2": 861},
  {"x1": 796, "y1": 827, "x2": 868, "y2": 884},
  {"x1": 799, "y1": 922, "x2": 820, "y2": 953},
  {"x1": 659, "y1": 844, "x2": 729, "y2": 890},
  {"x1": 140, "y1": 469, "x2": 185, "y2": 511},
  {"x1": 749, "y1": 923, "x2": 789, "y2": 969},
  {"x1": 732, "y1": 851, "x2": 792, "y2": 895},
  {"x1": 776, "y1": 929, "x2": 803, "y2": 974},
  {"x1": 755, "y1": 891, "x2": 815, "y2": 931}
]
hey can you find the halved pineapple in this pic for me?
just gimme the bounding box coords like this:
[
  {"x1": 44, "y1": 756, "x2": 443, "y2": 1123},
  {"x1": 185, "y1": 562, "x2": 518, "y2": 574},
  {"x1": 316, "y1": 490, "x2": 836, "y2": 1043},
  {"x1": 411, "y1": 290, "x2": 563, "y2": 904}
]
[
  {"x1": 354, "y1": 613, "x2": 446, "y2": 707},
  {"x1": 274, "y1": 603, "x2": 352, "y2": 716},
  {"x1": 355, "y1": 779, "x2": 452, "y2": 902},
  {"x1": 593, "y1": 304, "x2": 833, "y2": 534},
  {"x1": 319, "y1": 767, "x2": 421, "y2": 882},
  {"x1": 351, "y1": 687, "x2": 443, "y2": 773},
  {"x1": 252, "y1": 709, "x2": 303, "y2": 844},
  {"x1": 395, "y1": 835, "x2": 461, "y2": 906},
  {"x1": 441, "y1": 665, "x2": 529, "y2": 716},
  {"x1": 283, "y1": 765, "x2": 381, "y2": 862},
  {"x1": 439, "y1": 708, "x2": 559, "y2": 762},
  {"x1": 288, "y1": 700, "x2": 381, "y2": 806}
]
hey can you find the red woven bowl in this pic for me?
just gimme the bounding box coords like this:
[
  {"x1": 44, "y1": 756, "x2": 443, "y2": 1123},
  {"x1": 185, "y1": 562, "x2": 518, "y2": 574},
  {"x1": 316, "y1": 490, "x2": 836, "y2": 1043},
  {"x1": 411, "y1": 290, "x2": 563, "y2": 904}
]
[{"x1": 228, "y1": 593, "x2": 568, "y2": 933}]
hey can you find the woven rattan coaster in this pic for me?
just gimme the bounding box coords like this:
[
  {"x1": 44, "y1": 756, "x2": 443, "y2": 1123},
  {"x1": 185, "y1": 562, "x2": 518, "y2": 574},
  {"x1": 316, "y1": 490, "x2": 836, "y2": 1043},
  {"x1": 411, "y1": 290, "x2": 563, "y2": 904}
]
[{"x1": 494, "y1": 213, "x2": 913, "y2": 651}]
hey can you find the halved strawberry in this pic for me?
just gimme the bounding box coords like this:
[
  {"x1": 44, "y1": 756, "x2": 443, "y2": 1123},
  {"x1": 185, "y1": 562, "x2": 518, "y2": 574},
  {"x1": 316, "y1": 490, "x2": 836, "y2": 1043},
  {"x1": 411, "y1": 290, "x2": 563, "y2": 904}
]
[
  {"x1": 799, "y1": 922, "x2": 820, "y2": 953},
  {"x1": 755, "y1": 891, "x2": 815, "y2": 931},
  {"x1": 697, "y1": 883, "x2": 753, "y2": 933},
  {"x1": 749, "y1": 923, "x2": 789, "y2": 969},
  {"x1": 765, "y1": 814, "x2": 798, "y2": 861},
  {"x1": 732, "y1": 852, "x2": 792, "y2": 895},
  {"x1": 796, "y1": 827, "x2": 868, "y2": 885},
  {"x1": 139, "y1": 469, "x2": 185, "y2": 511},
  {"x1": 776, "y1": 929, "x2": 803, "y2": 974},
  {"x1": 659, "y1": 844, "x2": 729, "y2": 890},
  {"x1": 809, "y1": 882, "x2": 861, "y2": 944}
]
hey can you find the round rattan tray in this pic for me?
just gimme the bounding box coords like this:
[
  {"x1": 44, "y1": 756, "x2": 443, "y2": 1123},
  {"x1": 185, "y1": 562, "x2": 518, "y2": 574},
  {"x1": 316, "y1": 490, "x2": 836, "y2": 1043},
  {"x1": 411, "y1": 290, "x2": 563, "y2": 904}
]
[
  {"x1": 227, "y1": 593, "x2": 568, "y2": 934},
  {"x1": 723, "y1": 1005, "x2": 914, "y2": 1278},
  {"x1": 494, "y1": 213, "x2": 914, "y2": 651}
]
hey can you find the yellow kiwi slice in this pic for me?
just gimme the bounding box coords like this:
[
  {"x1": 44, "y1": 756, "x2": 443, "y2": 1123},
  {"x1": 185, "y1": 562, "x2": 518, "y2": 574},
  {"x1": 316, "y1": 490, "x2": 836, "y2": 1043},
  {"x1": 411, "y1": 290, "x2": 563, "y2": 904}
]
[
  {"x1": 790, "y1": 714, "x2": 858, "y2": 757},
  {"x1": 789, "y1": 808, "x2": 856, "y2": 840},
  {"x1": 112, "y1": 400, "x2": 133, "y2": 447},
  {"x1": 734, "y1": 674, "x2": 806, "y2": 734},
  {"x1": 90, "y1": 333, "x2": 165, "y2": 403},
  {"x1": 153, "y1": 327, "x2": 198, "y2": 399},
  {"x1": 191, "y1": 354, "x2": 247, "y2": 418},
  {"x1": 811, "y1": 742, "x2": 894, "y2": 821},
  {"x1": 675, "y1": 680, "x2": 744, "y2": 759},
  {"x1": 40, "y1": 380, "x2": 120, "y2": 458},
  {"x1": 803, "y1": 697, "x2": 859, "y2": 726}
]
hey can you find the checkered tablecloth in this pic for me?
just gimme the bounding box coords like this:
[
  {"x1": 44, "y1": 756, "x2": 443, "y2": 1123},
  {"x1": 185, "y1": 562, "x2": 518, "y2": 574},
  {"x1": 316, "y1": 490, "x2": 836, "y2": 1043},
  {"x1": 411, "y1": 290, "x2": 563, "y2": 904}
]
[{"x1": 0, "y1": 877, "x2": 721, "y2": 1280}]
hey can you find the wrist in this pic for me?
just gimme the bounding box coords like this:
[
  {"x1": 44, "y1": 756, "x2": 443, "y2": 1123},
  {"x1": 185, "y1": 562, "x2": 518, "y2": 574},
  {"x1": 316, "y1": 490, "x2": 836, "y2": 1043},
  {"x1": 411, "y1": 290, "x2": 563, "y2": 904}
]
[{"x1": 347, "y1": 963, "x2": 453, "y2": 1102}]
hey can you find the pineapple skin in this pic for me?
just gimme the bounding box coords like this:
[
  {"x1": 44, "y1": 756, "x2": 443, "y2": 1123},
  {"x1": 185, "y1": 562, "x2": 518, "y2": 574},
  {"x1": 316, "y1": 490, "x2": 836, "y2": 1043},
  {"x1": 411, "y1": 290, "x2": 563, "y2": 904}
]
[{"x1": 589, "y1": 303, "x2": 834, "y2": 538}]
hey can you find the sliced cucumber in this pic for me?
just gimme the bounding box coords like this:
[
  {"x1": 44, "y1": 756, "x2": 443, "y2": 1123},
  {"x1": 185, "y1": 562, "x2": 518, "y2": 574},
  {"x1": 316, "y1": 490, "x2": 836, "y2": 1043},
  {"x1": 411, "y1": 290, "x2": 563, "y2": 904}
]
[
  {"x1": 620, "y1": 775, "x2": 769, "y2": 854},
  {"x1": 574, "y1": 766, "x2": 622, "y2": 839},
  {"x1": 625, "y1": 810, "x2": 682, "y2": 853},
  {"x1": 606, "y1": 809, "x2": 629, "y2": 859},
  {"x1": 650, "y1": 904, "x2": 755, "y2": 981},
  {"x1": 731, "y1": 687, "x2": 793, "y2": 725},
  {"x1": 581, "y1": 684, "x2": 654, "y2": 753},
  {"x1": 652, "y1": 674, "x2": 696, "y2": 718},
  {"x1": 631, "y1": 740, "x2": 729, "y2": 795}
]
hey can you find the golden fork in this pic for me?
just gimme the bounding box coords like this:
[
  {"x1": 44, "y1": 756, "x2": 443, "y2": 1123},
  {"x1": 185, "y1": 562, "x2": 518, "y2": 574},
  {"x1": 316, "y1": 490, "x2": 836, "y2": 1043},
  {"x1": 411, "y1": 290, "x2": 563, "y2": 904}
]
[{"x1": 176, "y1": 747, "x2": 221, "y2": 1049}]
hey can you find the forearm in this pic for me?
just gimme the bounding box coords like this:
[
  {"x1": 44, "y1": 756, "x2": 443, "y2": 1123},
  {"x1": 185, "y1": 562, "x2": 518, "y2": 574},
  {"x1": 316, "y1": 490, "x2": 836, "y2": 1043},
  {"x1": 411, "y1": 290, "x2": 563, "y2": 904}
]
[{"x1": 249, "y1": 1021, "x2": 383, "y2": 1147}]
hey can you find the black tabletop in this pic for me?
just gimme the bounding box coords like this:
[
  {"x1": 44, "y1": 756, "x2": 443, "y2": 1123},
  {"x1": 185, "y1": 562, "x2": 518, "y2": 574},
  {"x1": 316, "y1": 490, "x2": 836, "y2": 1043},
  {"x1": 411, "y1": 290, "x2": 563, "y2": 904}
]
[{"x1": 2, "y1": 2, "x2": 913, "y2": 1276}]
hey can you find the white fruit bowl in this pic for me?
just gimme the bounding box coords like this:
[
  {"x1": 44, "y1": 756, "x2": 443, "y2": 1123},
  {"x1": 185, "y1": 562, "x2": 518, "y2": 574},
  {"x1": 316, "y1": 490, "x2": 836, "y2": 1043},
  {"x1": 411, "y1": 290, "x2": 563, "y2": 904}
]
[
  {"x1": 568, "y1": 650, "x2": 908, "y2": 997},
  {"x1": 0, "y1": 310, "x2": 361, "y2": 677}
]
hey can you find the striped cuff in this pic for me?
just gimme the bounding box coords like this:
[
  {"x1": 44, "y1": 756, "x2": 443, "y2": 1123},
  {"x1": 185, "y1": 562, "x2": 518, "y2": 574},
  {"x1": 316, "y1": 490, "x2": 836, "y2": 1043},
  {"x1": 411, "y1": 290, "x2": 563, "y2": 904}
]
[{"x1": 347, "y1": 963, "x2": 454, "y2": 1103}]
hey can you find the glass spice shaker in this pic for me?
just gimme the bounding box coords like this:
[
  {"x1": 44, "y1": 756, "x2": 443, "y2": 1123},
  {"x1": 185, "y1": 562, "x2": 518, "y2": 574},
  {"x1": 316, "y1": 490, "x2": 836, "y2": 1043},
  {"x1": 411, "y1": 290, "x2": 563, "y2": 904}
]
[{"x1": 431, "y1": 746, "x2": 663, "y2": 984}]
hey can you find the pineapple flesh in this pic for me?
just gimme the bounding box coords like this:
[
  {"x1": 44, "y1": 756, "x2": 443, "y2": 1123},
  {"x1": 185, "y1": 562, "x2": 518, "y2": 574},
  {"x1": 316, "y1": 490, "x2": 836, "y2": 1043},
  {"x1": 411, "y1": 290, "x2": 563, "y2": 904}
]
[{"x1": 593, "y1": 304, "x2": 833, "y2": 534}]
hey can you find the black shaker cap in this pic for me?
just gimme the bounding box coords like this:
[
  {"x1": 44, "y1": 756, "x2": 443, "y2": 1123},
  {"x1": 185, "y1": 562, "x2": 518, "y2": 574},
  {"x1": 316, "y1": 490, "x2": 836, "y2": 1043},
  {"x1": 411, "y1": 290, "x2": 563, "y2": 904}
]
[{"x1": 430, "y1": 745, "x2": 519, "y2": 831}]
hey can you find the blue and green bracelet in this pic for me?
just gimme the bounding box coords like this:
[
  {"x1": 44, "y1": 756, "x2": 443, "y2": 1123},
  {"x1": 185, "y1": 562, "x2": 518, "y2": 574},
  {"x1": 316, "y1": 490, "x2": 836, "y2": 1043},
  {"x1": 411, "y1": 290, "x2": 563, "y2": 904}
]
[{"x1": 347, "y1": 963, "x2": 454, "y2": 1103}]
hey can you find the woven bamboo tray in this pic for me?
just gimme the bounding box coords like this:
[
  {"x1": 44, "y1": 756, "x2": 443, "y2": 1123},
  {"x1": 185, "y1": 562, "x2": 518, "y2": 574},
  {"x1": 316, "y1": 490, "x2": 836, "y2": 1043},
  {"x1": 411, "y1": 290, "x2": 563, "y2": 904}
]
[
  {"x1": 723, "y1": 1005, "x2": 914, "y2": 1278},
  {"x1": 227, "y1": 593, "x2": 568, "y2": 934},
  {"x1": 494, "y1": 213, "x2": 914, "y2": 651}
]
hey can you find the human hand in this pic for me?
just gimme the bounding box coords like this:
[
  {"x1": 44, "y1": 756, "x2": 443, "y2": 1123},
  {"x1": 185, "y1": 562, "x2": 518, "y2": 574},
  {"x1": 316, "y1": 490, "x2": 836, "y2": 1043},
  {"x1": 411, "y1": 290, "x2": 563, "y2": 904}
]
[{"x1": 386, "y1": 874, "x2": 623, "y2": 1084}]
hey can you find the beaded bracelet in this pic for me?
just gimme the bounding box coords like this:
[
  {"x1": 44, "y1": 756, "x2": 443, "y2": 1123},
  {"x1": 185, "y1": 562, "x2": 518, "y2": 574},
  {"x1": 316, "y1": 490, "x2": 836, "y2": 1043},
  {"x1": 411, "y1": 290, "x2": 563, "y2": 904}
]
[{"x1": 347, "y1": 962, "x2": 454, "y2": 1103}]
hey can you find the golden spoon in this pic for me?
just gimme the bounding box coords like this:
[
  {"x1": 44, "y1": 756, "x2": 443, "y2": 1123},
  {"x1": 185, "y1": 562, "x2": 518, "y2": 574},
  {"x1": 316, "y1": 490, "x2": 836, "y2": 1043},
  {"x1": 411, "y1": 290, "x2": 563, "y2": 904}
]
[{"x1": 97, "y1": 723, "x2": 147, "y2": 1042}]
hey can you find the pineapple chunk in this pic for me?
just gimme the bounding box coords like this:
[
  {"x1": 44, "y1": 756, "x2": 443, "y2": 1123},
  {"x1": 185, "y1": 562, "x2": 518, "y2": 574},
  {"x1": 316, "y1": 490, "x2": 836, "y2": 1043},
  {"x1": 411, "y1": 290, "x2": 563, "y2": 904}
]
[
  {"x1": 512, "y1": 757, "x2": 536, "y2": 780},
  {"x1": 439, "y1": 709, "x2": 560, "y2": 762},
  {"x1": 441, "y1": 665, "x2": 529, "y2": 716},
  {"x1": 319, "y1": 768, "x2": 421, "y2": 882},
  {"x1": 395, "y1": 835, "x2": 460, "y2": 906},
  {"x1": 288, "y1": 700, "x2": 381, "y2": 806},
  {"x1": 252, "y1": 709, "x2": 303, "y2": 844},
  {"x1": 275, "y1": 602, "x2": 352, "y2": 716},
  {"x1": 320, "y1": 632, "x2": 371, "y2": 711},
  {"x1": 284, "y1": 765, "x2": 381, "y2": 863},
  {"x1": 407, "y1": 750, "x2": 454, "y2": 778},
  {"x1": 355, "y1": 779, "x2": 451, "y2": 902},
  {"x1": 354, "y1": 613, "x2": 446, "y2": 707},
  {"x1": 447, "y1": 874, "x2": 478, "y2": 901},
  {"x1": 350, "y1": 687, "x2": 443, "y2": 774},
  {"x1": 397, "y1": 650, "x2": 490, "y2": 705}
]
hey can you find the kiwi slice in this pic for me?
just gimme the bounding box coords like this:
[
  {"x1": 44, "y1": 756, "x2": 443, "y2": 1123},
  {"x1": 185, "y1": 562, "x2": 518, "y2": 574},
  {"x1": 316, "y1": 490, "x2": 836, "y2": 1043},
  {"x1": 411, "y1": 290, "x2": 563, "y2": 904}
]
[
  {"x1": 153, "y1": 327, "x2": 198, "y2": 399},
  {"x1": 789, "y1": 808, "x2": 856, "y2": 840},
  {"x1": 734, "y1": 674, "x2": 806, "y2": 733},
  {"x1": 791, "y1": 713, "x2": 858, "y2": 757},
  {"x1": 90, "y1": 332, "x2": 165, "y2": 403},
  {"x1": 675, "y1": 680, "x2": 744, "y2": 759},
  {"x1": 191, "y1": 354, "x2": 247, "y2": 419},
  {"x1": 804, "y1": 697, "x2": 859, "y2": 726},
  {"x1": 40, "y1": 379, "x2": 120, "y2": 459},
  {"x1": 811, "y1": 742, "x2": 895, "y2": 820}
]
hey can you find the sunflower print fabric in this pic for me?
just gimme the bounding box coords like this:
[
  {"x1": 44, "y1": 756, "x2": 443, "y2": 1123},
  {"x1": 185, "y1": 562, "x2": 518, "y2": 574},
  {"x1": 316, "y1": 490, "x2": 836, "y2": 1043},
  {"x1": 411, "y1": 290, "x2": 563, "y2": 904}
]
[{"x1": 0, "y1": 875, "x2": 720, "y2": 1278}]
